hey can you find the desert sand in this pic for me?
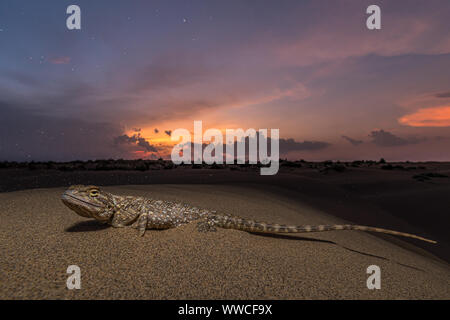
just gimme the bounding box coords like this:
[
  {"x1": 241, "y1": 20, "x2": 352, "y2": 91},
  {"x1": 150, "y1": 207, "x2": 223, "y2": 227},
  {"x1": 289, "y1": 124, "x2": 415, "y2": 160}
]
[{"x1": 0, "y1": 184, "x2": 449, "y2": 299}]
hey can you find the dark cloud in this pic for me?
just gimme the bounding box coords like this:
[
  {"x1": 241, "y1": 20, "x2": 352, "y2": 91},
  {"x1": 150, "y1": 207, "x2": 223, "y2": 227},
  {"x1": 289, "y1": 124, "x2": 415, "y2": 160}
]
[
  {"x1": 2, "y1": 70, "x2": 43, "y2": 88},
  {"x1": 114, "y1": 133, "x2": 157, "y2": 152},
  {"x1": 279, "y1": 138, "x2": 330, "y2": 152},
  {"x1": 132, "y1": 128, "x2": 141, "y2": 132},
  {"x1": 0, "y1": 103, "x2": 124, "y2": 161},
  {"x1": 342, "y1": 135, "x2": 363, "y2": 146},
  {"x1": 178, "y1": 134, "x2": 330, "y2": 159},
  {"x1": 233, "y1": 133, "x2": 330, "y2": 154},
  {"x1": 435, "y1": 91, "x2": 450, "y2": 98},
  {"x1": 368, "y1": 130, "x2": 421, "y2": 147},
  {"x1": 0, "y1": 71, "x2": 105, "y2": 116},
  {"x1": 164, "y1": 130, "x2": 172, "y2": 137}
]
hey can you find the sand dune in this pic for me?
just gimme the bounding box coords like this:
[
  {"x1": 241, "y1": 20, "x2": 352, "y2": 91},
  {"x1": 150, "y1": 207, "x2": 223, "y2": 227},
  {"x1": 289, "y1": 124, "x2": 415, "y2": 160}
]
[{"x1": 0, "y1": 184, "x2": 449, "y2": 299}]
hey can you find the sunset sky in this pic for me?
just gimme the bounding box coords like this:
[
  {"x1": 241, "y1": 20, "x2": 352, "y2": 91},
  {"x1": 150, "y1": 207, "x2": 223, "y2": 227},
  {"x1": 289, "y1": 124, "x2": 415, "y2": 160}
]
[{"x1": 1, "y1": 0, "x2": 450, "y2": 161}]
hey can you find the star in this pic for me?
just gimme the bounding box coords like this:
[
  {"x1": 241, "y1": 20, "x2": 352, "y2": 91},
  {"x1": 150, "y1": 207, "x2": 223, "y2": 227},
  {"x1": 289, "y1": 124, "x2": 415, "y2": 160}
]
[{"x1": 182, "y1": 18, "x2": 188, "y2": 23}]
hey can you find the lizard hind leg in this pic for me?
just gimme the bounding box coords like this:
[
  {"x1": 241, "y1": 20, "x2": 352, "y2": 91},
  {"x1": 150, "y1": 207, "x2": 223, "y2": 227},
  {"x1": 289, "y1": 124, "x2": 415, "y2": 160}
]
[
  {"x1": 196, "y1": 217, "x2": 217, "y2": 233},
  {"x1": 133, "y1": 212, "x2": 149, "y2": 236}
]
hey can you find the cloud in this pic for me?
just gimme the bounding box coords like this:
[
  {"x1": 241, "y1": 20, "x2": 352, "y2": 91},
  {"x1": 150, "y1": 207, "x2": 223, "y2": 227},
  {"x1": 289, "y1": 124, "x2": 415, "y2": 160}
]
[
  {"x1": 368, "y1": 130, "x2": 421, "y2": 147},
  {"x1": 117, "y1": 51, "x2": 312, "y2": 127},
  {"x1": 271, "y1": 1, "x2": 450, "y2": 68},
  {"x1": 0, "y1": 103, "x2": 124, "y2": 161},
  {"x1": 1, "y1": 45, "x2": 312, "y2": 131},
  {"x1": 2, "y1": 2, "x2": 450, "y2": 163},
  {"x1": 174, "y1": 133, "x2": 331, "y2": 160},
  {"x1": 279, "y1": 138, "x2": 330, "y2": 153},
  {"x1": 435, "y1": 91, "x2": 450, "y2": 98},
  {"x1": 398, "y1": 106, "x2": 450, "y2": 127},
  {"x1": 114, "y1": 132, "x2": 158, "y2": 152},
  {"x1": 49, "y1": 56, "x2": 71, "y2": 64},
  {"x1": 236, "y1": 133, "x2": 330, "y2": 154},
  {"x1": 342, "y1": 135, "x2": 363, "y2": 146},
  {"x1": 164, "y1": 130, "x2": 172, "y2": 137}
]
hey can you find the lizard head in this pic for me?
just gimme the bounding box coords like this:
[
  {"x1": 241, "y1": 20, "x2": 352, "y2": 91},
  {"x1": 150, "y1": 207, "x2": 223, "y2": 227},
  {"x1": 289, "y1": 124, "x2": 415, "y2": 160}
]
[{"x1": 61, "y1": 185, "x2": 114, "y2": 222}]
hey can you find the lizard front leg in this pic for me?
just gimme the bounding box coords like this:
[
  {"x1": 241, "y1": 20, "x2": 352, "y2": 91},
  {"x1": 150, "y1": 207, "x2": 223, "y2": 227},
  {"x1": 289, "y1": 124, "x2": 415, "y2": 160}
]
[
  {"x1": 131, "y1": 212, "x2": 149, "y2": 236},
  {"x1": 110, "y1": 208, "x2": 140, "y2": 228}
]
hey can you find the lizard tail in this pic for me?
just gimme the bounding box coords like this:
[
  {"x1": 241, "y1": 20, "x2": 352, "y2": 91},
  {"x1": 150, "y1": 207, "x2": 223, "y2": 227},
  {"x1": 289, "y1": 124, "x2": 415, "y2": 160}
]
[{"x1": 212, "y1": 215, "x2": 437, "y2": 244}]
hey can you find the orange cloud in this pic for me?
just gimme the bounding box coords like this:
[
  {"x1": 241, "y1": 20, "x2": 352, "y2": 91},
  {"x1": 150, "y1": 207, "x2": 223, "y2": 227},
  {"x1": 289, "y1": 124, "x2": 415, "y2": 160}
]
[
  {"x1": 49, "y1": 56, "x2": 71, "y2": 64},
  {"x1": 399, "y1": 106, "x2": 450, "y2": 127}
]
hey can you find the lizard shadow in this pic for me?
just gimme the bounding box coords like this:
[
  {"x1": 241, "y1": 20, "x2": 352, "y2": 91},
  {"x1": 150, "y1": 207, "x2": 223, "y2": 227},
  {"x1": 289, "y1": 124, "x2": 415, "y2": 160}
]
[
  {"x1": 65, "y1": 220, "x2": 111, "y2": 232},
  {"x1": 249, "y1": 232, "x2": 426, "y2": 272}
]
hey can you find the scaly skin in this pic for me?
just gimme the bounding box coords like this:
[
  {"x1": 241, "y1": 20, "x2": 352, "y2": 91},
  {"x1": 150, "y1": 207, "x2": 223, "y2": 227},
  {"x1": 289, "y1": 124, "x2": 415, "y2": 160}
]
[{"x1": 61, "y1": 185, "x2": 437, "y2": 244}]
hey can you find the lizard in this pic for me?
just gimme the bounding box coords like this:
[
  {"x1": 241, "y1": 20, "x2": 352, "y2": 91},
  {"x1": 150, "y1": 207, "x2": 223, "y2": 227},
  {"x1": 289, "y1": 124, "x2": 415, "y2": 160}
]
[{"x1": 61, "y1": 185, "x2": 437, "y2": 244}]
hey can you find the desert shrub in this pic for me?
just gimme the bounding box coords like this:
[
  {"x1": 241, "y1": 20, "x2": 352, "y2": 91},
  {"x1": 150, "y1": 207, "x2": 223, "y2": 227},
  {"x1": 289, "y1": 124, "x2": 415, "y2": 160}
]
[
  {"x1": 319, "y1": 164, "x2": 346, "y2": 174},
  {"x1": 59, "y1": 165, "x2": 74, "y2": 172},
  {"x1": 332, "y1": 164, "x2": 346, "y2": 172},
  {"x1": 135, "y1": 164, "x2": 147, "y2": 171},
  {"x1": 351, "y1": 160, "x2": 363, "y2": 167},
  {"x1": 164, "y1": 162, "x2": 174, "y2": 170},
  {"x1": 28, "y1": 162, "x2": 38, "y2": 170},
  {"x1": 210, "y1": 162, "x2": 223, "y2": 169},
  {"x1": 281, "y1": 161, "x2": 302, "y2": 168}
]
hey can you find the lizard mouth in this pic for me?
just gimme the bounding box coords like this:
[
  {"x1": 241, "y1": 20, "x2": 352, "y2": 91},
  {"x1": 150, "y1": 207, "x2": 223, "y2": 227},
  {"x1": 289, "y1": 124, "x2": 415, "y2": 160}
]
[{"x1": 61, "y1": 192, "x2": 103, "y2": 218}]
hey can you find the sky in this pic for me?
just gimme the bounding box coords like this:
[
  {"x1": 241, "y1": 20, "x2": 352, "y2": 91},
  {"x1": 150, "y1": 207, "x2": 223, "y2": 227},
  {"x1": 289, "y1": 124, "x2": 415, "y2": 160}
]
[{"x1": 0, "y1": 0, "x2": 450, "y2": 161}]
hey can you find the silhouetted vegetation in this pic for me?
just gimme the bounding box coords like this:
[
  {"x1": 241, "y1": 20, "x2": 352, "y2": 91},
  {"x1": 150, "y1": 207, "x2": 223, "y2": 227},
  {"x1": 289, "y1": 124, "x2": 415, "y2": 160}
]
[
  {"x1": 319, "y1": 163, "x2": 346, "y2": 174},
  {"x1": 280, "y1": 160, "x2": 303, "y2": 168},
  {"x1": 0, "y1": 159, "x2": 442, "y2": 175}
]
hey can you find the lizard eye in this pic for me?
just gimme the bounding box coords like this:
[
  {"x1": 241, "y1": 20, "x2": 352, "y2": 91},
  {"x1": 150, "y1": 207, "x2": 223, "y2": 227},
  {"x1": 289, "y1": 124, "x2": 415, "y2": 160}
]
[{"x1": 89, "y1": 190, "x2": 99, "y2": 197}]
